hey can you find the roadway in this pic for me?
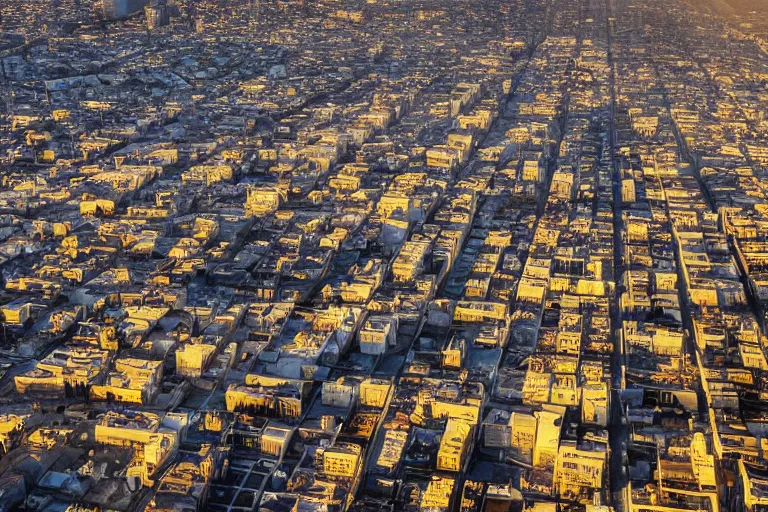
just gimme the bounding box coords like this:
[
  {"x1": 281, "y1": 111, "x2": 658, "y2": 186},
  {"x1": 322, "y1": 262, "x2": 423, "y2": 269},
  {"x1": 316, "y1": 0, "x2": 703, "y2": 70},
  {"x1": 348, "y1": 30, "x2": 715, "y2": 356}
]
[{"x1": 605, "y1": 1, "x2": 630, "y2": 511}]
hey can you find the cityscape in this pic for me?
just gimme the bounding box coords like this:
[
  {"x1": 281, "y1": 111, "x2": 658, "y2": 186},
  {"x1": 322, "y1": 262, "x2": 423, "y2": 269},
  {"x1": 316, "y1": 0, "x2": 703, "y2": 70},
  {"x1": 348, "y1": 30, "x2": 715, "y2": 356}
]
[{"x1": 0, "y1": 0, "x2": 767, "y2": 511}]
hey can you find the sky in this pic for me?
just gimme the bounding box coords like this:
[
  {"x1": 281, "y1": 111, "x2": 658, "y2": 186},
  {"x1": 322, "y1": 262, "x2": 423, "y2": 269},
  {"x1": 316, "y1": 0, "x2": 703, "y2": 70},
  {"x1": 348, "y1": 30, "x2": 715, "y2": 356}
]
[{"x1": 695, "y1": 0, "x2": 768, "y2": 15}]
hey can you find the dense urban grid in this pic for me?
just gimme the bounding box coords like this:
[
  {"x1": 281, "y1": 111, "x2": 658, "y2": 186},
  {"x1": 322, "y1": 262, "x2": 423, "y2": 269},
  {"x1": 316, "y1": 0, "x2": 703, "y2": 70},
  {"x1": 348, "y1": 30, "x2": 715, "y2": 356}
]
[{"x1": 0, "y1": 0, "x2": 768, "y2": 511}]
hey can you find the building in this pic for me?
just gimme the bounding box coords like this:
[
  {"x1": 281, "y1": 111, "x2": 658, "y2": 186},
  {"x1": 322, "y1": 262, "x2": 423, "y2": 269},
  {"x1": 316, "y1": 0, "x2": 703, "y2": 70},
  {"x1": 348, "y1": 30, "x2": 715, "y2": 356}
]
[
  {"x1": 145, "y1": 0, "x2": 170, "y2": 30},
  {"x1": 553, "y1": 441, "x2": 607, "y2": 502},
  {"x1": 436, "y1": 419, "x2": 472, "y2": 472},
  {"x1": 103, "y1": 0, "x2": 149, "y2": 19}
]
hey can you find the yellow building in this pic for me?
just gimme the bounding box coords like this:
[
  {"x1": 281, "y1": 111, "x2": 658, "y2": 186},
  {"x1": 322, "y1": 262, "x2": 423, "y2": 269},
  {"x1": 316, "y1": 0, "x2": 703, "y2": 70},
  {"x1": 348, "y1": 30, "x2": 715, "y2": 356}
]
[
  {"x1": 421, "y1": 476, "x2": 456, "y2": 512},
  {"x1": 533, "y1": 407, "x2": 564, "y2": 469},
  {"x1": 690, "y1": 432, "x2": 717, "y2": 489},
  {"x1": 358, "y1": 380, "x2": 391, "y2": 410},
  {"x1": 245, "y1": 186, "x2": 285, "y2": 217},
  {"x1": 225, "y1": 381, "x2": 304, "y2": 418},
  {"x1": 411, "y1": 380, "x2": 484, "y2": 427},
  {"x1": 0, "y1": 300, "x2": 31, "y2": 325},
  {"x1": 15, "y1": 345, "x2": 110, "y2": 394},
  {"x1": 90, "y1": 358, "x2": 163, "y2": 404},
  {"x1": 321, "y1": 443, "x2": 362, "y2": 478},
  {"x1": 181, "y1": 165, "x2": 233, "y2": 186},
  {"x1": 95, "y1": 410, "x2": 178, "y2": 486},
  {"x1": 453, "y1": 301, "x2": 508, "y2": 323},
  {"x1": 80, "y1": 198, "x2": 115, "y2": 217},
  {"x1": 510, "y1": 412, "x2": 538, "y2": 462},
  {"x1": 144, "y1": 445, "x2": 216, "y2": 512},
  {"x1": 739, "y1": 459, "x2": 768, "y2": 512},
  {"x1": 554, "y1": 442, "x2": 606, "y2": 501},
  {"x1": 0, "y1": 414, "x2": 25, "y2": 454},
  {"x1": 436, "y1": 419, "x2": 472, "y2": 472},
  {"x1": 260, "y1": 425, "x2": 293, "y2": 457},
  {"x1": 581, "y1": 383, "x2": 609, "y2": 426},
  {"x1": 426, "y1": 146, "x2": 459, "y2": 170},
  {"x1": 176, "y1": 343, "x2": 217, "y2": 378},
  {"x1": 377, "y1": 193, "x2": 411, "y2": 219}
]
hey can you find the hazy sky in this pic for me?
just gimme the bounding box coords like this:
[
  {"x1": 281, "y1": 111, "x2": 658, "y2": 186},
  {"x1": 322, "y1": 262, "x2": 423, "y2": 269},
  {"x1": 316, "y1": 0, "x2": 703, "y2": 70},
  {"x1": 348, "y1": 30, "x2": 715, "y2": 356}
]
[{"x1": 695, "y1": 0, "x2": 768, "y2": 15}]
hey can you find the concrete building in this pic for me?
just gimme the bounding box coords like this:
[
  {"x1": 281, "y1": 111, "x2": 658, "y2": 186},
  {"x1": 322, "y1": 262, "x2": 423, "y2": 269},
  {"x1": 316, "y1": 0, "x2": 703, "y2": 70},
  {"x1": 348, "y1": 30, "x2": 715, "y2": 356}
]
[
  {"x1": 145, "y1": 0, "x2": 170, "y2": 30},
  {"x1": 103, "y1": 0, "x2": 149, "y2": 19}
]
